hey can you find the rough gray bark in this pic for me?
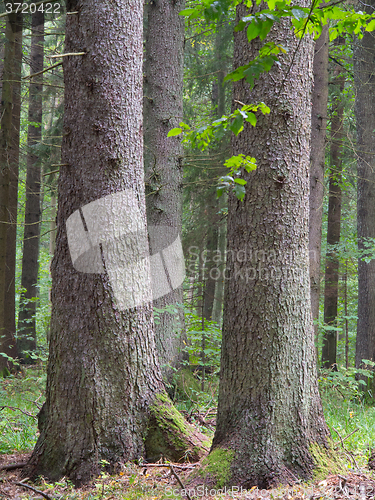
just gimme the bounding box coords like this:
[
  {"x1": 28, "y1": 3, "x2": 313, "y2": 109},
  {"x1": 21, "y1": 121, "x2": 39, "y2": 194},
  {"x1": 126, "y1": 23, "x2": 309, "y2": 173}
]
[
  {"x1": 23, "y1": 0, "x2": 206, "y2": 485},
  {"x1": 0, "y1": 7, "x2": 20, "y2": 375},
  {"x1": 4, "y1": 11, "x2": 22, "y2": 365},
  {"x1": 144, "y1": 0, "x2": 187, "y2": 382},
  {"x1": 354, "y1": 10, "x2": 375, "y2": 372},
  {"x1": 17, "y1": 11, "x2": 44, "y2": 362},
  {"x1": 322, "y1": 50, "x2": 345, "y2": 368},
  {"x1": 209, "y1": 6, "x2": 329, "y2": 487},
  {"x1": 309, "y1": 25, "x2": 329, "y2": 341}
]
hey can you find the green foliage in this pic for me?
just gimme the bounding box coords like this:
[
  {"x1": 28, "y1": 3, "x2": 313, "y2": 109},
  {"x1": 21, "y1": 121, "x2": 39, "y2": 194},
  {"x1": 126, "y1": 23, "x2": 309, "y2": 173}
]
[
  {"x1": 0, "y1": 367, "x2": 45, "y2": 453},
  {"x1": 319, "y1": 364, "x2": 374, "y2": 402},
  {"x1": 169, "y1": 103, "x2": 269, "y2": 199},
  {"x1": 184, "y1": 310, "x2": 222, "y2": 374}
]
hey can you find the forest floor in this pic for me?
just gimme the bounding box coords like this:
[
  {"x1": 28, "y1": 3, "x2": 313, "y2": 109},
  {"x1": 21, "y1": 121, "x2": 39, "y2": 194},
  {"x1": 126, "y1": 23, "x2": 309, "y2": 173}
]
[
  {"x1": 2, "y1": 367, "x2": 375, "y2": 499},
  {"x1": 2, "y1": 452, "x2": 375, "y2": 500}
]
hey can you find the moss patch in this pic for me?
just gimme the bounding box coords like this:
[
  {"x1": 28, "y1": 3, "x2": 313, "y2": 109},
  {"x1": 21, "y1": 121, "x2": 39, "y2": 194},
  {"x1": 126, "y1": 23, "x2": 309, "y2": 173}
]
[
  {"x1": 310, "y1": 440, "x2": 347, "y2": 481},
  {"x1": 187, "y1": 447, "x2": 234, "y2": 490},
  {"x1": 202, "y1": 448, "x2": 234, "y2": 488},
  {"x1": 145, "y1": 392, "x2": 207, "y2": 462}
]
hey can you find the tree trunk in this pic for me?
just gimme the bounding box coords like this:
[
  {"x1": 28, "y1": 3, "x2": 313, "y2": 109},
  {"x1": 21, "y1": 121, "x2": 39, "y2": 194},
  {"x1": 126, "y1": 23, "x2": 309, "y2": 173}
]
[
  {"x1": 321, "y1": 48, "x2": 345, "y2": 368},
  {"x1": 354, "y1": 5, "x2": 375, "y2": 373},
  {"x1": 309, "y1": 25, "x2": 329, "y2": 341},
  {"x1": 207, "y1": 6, "x2": 329, "y2": 488},
  {"x1": 203, "y1": 21, "x2": 230, "y2": 323},
  {"x1": 203, "y1": 222, "x2": 219, "y2": 321},
  {"x1": 17, "y1": 11, "x2": 44, "y2": 362},
  {"x1": 24, "y1": 0, "x2": 206, "y2": 485},
  {"x1": 211, "y1": 207, "x2": 227, "y2": 325},
  {"x1": 4, "y1": 11, "x2": 22, "y2": 364},
  {"x1": 0, "y1": 7, "x2": 20, "y2": 376},
  {"x1": 144, "y1": 0, "x2": 187, "y2": 382}
]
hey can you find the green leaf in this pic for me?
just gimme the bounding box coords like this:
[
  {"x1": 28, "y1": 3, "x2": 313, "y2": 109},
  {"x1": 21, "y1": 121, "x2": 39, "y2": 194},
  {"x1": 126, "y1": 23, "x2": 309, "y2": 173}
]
[
  {"x1": 216, "y1": 186, "x2": 226, "y2": 198},
  {"x1": 234, "y1": 178, "x2": 247, "y2": 185},
  {"x1": 234, "y1": 183, "x2": 246, "y2": 201},
  {"x1": 179, "y1": 8, "x2": 195, "y2": 15},
  {"x1": 291, "y1": 8, "x2": 307, "y2": 20},
  {"x1": 229, "y1": 114, "x2": 244, "y2": 135},
  {"x1": 246, "y1": 112, "x2": 257, "y2": 126},
  {"x1": 365, "y1": 18, "x2": 375, "y2": 31},
  {"x1": 167, "y1": 128, "x2": 182, "y2": 137},
  {"x1": 247, "y1": 22, "x2": 262, "y2": 41}
]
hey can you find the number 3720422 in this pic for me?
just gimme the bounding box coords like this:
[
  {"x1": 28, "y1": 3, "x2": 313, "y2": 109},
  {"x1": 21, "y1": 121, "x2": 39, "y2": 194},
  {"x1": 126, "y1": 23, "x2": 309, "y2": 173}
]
[{"x1": 6, "y1": 2, "x2": 61, "y2": 14}]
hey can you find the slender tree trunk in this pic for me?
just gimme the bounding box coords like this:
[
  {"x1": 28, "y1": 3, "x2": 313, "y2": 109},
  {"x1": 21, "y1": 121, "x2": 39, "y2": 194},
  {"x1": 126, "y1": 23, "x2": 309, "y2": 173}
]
[
  {"x1": 18, "y1": 11, "x2": 44, "y2": 362},
  {"x1": 24, "y1": 0, "x2": 206, "y2": 485},
  {"x1": 354, "y1": 2, "x2": 375, "y2": 373},
  {"x1": 321, "y1": 47, "x2": 345, "y2": 368},
  {"x1": 309, "y1": 25, "x2": 329, "y2": 340},
  {"x1": 202, "y1": 221, "x2": 219, "y2": 321},
  {"x1": 4, "y1": 11, "x2": 22, "y2": 362},
  {"x1": 49, "y1": 193, "x2": 57, "y2": 256},
  {"x1": 203, "y1": 21, "x2": 229, "y2": 323},
  {"x1": 212, "y1": 208, "x2": 227, "y2": 324},
  {"x1": 0, "y1": 7, "x2": 19, "y2": 375},
  {"x1": 207, "y1": 6, "x2": 329, "y2": 488},
  {"x1": 144, "y1": 0, "x2": 187, "y2": 382}
]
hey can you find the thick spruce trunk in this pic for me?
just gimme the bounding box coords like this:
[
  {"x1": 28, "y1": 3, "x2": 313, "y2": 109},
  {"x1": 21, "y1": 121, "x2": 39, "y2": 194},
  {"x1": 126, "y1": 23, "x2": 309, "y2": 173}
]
[
  {"x1": 309, "y1": 25, "x2": 329, "y2": 341},
  {"x1": 0, "y1": 8, "x2": 20, "y2": 375},
  {"x1": 18, "y1": 11, "x2": 44, "y2": 361},
  {"x1": 322, "y1": 51, "x2": 345, "y2": 368},
  {"x1": 144, "y1": 0, "x2": 187, "y2": 382},
  {"x1": 4, "y1": 11, "x2": 22, "y2": 362},
  {"x1": 354, "y1": 5, "x2": 375, "y2": 373},
  {"x1": 24, "y1": 0, "x2": 206, "y2": 485},
  {"x1": 208, "y1": 6, "x2": 329, "y2": 488}
]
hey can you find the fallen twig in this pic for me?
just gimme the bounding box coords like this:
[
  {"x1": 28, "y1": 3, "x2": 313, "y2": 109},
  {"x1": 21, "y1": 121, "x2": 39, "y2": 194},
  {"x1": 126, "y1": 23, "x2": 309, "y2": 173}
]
[
  {"x1": 14, "y1": 482, "x2": 53, "y2": 500},
  {"x1": 332, "y1": 427, "x2": 359, "y2": 470},
  {"x1": 141, "y1": 463, "x2": 196, "y2": 470},
  {"x1": 170, "y1": 464, "x2": 193, "y2": 500},
  {"x1": 0, "y1": 462, "x2": 27, "y2": 471},
  {"x1": 0, "y1": 405, "x2": 37, "y2": 419},
  {"x1": 333, "y1": 428, "x2": 359, "y2": 450}
]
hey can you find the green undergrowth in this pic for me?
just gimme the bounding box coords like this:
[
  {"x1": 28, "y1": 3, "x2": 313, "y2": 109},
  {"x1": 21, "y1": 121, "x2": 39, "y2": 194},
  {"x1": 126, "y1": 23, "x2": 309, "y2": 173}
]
[
  {"x1": 319, "y1": 367, "x2": 375, "y2": 470},
  {"x1": 0, "y1": 365, "x2": 45, "y2": 453}
]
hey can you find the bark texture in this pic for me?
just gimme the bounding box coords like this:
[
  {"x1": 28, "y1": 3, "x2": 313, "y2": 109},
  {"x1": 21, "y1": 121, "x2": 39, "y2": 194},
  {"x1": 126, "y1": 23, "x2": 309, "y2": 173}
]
[
  {"x1": 18, "y1": 11, "x2": 44, "y2": 362},
  {"x1": 322, "y1": 49, "x2": 345, "y2": 368},
  {"x1": 24, "y1": 0, "x2": 205, "y2": 485},
  {"x1": 144, "y1": 0, "x2": 187, "y2": 382},
  {"x1": 210, "y1": 7, "x2": 329, "y2": 488},
  {"x1": 354, "y1": 8, "x2": 375, "y2": 372},
  {"x1": 309, "y1": 25, "x2": 329, "y2": 340},
  {"x1": 4, "y1": 11, "x2": 22, "y2": 365},
  {"x1": 0, "y1": 8, "x2": 20, "y2": 375}
]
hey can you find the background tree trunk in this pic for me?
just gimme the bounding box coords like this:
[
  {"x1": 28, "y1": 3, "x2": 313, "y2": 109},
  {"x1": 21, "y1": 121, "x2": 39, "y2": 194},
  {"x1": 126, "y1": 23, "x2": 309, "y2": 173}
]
[
  {"x1": 24, "y1": 0, "x2": 205, "y2": 485},
  {"x1": 309, "y1": 25, "x2": 329, "y2": 341},
  {"x1": 322, "y1": 49, "x2": 345, "y2": 368},
  {"x1": 354, "y1": 4, "x2": 375, "y2": 373},
  {"x1": 0, "y1": 7, "x2": 20, "y2": 375},
  {"x1": 17, "y1": 10, "x2": 45, "y2": 362},
  {"x1": 144, "y1": 0, "x2": 187, "y2": 383},
  {"x1": 209, "y1": 6, "x2": 329, "y2": 488},
  {"x1": 4, "y1": 11, "x2": 22, "y2": 366}
]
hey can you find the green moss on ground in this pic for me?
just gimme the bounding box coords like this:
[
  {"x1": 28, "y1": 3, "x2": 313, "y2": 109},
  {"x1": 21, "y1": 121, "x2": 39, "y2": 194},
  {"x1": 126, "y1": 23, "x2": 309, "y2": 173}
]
[
  {"x1": 310, "y1": 440, "x2": 347, "y2": 481},
  {"x1": 186, "y1": 447, "x2": 234, "y2": 490},
  {"x1": 202, "y1": 448, "x2": 234, "y2": 488}
]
